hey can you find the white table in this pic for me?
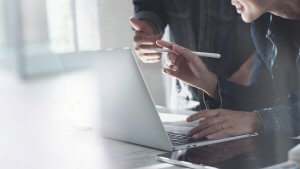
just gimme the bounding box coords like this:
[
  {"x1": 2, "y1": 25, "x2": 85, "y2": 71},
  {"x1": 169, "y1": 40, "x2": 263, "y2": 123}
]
[
  {"x1": 0, "y1": 68, "x2": 183, "y2": 169},
  {"x1": 101, "y1": 138, "x2": 185, "y2": 169}
]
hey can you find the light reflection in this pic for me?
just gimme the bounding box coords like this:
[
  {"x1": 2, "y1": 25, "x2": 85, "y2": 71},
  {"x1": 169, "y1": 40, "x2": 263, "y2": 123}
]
[{"x1": 46, "y1": 0, "x2": 75, "y2": 53}]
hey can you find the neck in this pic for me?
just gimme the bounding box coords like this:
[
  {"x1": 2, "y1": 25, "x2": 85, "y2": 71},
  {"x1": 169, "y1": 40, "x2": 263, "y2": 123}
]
[{"x1": 269, "y1": 0, "x2": 300, "y2": 20}]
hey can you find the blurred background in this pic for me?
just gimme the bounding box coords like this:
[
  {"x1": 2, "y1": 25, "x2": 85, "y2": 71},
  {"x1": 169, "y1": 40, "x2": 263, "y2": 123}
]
[
  {"x1": 0, "y1": 0, "x2": 168, "y2": 168},
  {"x1": 0, "y1": 0, "x2": 167, "y2": 105}
]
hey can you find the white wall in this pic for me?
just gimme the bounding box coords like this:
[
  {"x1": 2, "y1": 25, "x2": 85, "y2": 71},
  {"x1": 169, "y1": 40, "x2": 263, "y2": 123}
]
[
  {"x1": 97, "y1": 0, "x2": 133, "y2": 49},
  {"x1": 97, "y1": 0, "x2": 166, "y2": 106},
  {"x1": 76, "y1": 0, "x2": 101, "y2": 51},
  {"x1": 21, "y1": 0, "x2": 49, "y2": 45},
  {"x1": 0, "y1": 0, "x2": 6, "y2": 48},
  {"x1": 0, "y1": 0, "x2": 167, "y2": 105}
]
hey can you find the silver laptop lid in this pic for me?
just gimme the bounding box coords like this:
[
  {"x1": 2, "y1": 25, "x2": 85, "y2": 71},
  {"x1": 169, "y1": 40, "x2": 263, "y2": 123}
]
[{"x1": 94, "y1": 48, "x2": 172, "y2": 151}]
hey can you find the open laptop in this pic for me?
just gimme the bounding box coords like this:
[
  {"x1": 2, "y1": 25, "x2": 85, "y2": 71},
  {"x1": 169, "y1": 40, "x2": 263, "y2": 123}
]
[{"x1": 94, "y1": 48, "x2": 253, "y2": 151}]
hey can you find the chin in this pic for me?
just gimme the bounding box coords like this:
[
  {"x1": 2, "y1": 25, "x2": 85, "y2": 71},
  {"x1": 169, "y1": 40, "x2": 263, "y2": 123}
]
[{"x1": 241, "y1": 15, "x2": 257, "y2": 23}]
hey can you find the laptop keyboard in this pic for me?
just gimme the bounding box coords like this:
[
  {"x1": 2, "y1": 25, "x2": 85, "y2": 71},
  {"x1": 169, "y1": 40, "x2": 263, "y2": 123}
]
[{"x1": 167, "y1": 132, "x2": 207, "y2": 146}]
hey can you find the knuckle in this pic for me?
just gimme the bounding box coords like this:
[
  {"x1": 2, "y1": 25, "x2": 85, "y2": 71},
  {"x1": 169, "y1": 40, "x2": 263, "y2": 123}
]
[
  {"x1": 189, "y1": 129, "x2": 197, "y2": 135},
  {"x1": 137, "y1": 52, "x2": 144, "y2": 57},
  {"x1": 134, "y1": 36, "x2": 141, "y2": 42},
  {"x1": 189, "y1": 115, "x2": 196, "y2": 121},
  {"x1": 134, "y1": 47, "x2": 140, "y2": 51},
  {"x1": 193, "y1": 126, "x2": 201, "y2": 132},
  {"x1": 145, "y1": 53, "x2": 154, "y2": 57},
  {"x1": 196, "y1": 125, "x2": 204, "y2": 131},
  {"x1": 201, "y1": 121, "x2": 208, "y2": 127},
  {"x1": 214, "y1": 126, "x2": 218, "y2": 131},
  {"x1": 133, "y1": 42, "x2": 139, "y2": 48}
]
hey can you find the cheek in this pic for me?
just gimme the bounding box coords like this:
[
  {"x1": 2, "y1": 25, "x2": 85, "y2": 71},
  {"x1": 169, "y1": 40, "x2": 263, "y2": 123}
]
[
  {"x1": 241, "y1": 3, "x2": 266, "y2": 22},
  {"x1": 249, "y1": 0, "x2": 269, "y2": 16}
]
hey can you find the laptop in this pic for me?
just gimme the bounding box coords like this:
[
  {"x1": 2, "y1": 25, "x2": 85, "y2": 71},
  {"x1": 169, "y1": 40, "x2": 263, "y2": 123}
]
[{"x1": 94, "y1": 48, "x2": 253, "y2": 151}]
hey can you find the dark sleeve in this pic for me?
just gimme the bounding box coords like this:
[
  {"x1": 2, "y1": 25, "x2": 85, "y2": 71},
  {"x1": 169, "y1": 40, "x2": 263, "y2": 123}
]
[
  {"x1": 204, "y1": 54, "x2": 300, "y2": 136},
  {"x1": 205, "y1": 14, "x2": 300, "y2": 136},
  {"x1": 133, "y1": 0, "x2": 167, "y2": 33},
  {"x1": 204, "y1": 77, "x2": 300, "y2": 136},
  {"x1": 205, "y1": 53, "x2": 276, "y2": 111},
  {"x1": 255, "y1": 102, "x2": 300, "y2": 136}
]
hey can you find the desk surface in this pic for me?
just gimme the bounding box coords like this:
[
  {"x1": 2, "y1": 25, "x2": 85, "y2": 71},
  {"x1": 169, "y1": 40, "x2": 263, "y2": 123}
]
[
  {"x1": 0, "y1": 69, "x2": 180, "y2": 169},
  {"x1": 101, "y1": 138, "x2": 178, "y2": 169},
  {"x1": 1, "y1": 68, "x2": 299, "y2": 169},
  {"x1": 102, "y1": 135, "x2": 300, "y2": 169}
]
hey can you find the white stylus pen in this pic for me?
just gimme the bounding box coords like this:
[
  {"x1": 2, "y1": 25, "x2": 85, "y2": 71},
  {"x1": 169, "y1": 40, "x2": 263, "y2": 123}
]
[{"x1": 153, "y1": 48, "x2": 221, "y2": 59}]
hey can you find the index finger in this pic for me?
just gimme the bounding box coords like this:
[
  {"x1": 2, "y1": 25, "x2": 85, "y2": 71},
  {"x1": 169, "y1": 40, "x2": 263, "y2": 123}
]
[
  {"x1": 187, "y1": 109, "x2": 220, "y2": 122},
  {"x1": 156, "y1": 40, "x2": 176, "y2": 50},
  {"x1": 173, "y1": 45, "x2": 199, "y2": 63}
]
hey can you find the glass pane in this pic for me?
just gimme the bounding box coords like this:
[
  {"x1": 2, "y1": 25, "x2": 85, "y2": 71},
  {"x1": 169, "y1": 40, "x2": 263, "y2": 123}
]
[
  {"x1": 21, "y1": 0, "x2": 51, "y2": 55},
  {"x1": 0, "y1": 0, "x2": 6, "y2": 49},
  {"x1": 46, "y1": 0, "x2": 75, "y2": 53},
  {"x1": 75, "y1": 0, "x2": 101, "y2": 51}
]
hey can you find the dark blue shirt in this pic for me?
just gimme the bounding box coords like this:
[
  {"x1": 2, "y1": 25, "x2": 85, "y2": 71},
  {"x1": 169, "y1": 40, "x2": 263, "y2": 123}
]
[{"x1": 210, "y1": 14, "x2": 300, "y2": 135}]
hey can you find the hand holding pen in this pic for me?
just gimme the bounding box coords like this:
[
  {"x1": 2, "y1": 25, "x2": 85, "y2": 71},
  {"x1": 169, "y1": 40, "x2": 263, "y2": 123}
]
[{"x1": 156, "y1": 40, "x2": 218, "y2": 99}]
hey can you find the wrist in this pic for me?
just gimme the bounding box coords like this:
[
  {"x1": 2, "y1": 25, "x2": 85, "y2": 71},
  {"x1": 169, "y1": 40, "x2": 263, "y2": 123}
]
[
  {"x1": 198, "y1": 72, "x2": 218, "y2": 98},
  {"x1": 250, "y1": 111, "x2": 263, "y2": 133}
]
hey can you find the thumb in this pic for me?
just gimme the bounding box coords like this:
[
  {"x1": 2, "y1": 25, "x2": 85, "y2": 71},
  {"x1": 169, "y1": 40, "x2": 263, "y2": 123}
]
[{"x1": 129, "y1": 16, "x2": 153, "y2": 33}]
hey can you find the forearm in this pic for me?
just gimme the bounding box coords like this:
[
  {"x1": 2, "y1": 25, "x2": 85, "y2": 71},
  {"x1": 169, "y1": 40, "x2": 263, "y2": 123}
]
[
  {"x1": 203, "y1": 78, "x2": 300, "y2": 136},
  {"x1": 204, "y1": 53, "x2": 276, "y2": 110},
  {"x1": 198, "y1": 71, "x2": 218, "y2": 99},
  {"x1": 228, "y1": 52, "x2": 255, "y2": 86},
  {"x1": 203, "y1": 77, "x2": 276, "y2": 111}
]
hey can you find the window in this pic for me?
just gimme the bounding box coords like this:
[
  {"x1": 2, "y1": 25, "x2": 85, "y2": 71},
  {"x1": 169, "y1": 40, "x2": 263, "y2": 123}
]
[
  {"x1": 0, "y1": 0, "x2": 133, "y2": 76},
  {"x1": 46, "y1": 0, "x2": 101, "y2": 53}
]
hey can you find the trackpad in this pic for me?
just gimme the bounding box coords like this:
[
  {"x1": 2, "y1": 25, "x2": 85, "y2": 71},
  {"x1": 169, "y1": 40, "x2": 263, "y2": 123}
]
[
  {"x1": 158, "y1": 113, "x2": 198, "y2": 134},
  {"x1": 163, "y1": 124, "x2": 193, "y2": 134}
]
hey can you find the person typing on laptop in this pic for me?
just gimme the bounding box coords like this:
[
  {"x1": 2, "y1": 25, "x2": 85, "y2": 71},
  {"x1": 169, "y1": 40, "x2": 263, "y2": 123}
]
[{"x1": 157, "y1": 0, "x2": 300, "y2": 139}]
